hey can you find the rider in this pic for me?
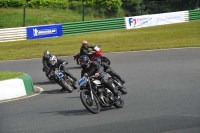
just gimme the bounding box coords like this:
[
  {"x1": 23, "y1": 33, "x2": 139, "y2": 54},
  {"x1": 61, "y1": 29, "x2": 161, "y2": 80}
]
[
  {"x1": 79, "y1": 55, "x2": 120, "y2": 100},
  {"x1": 49, "y1": 55, "x2": 78, "y2": 91},
  {"x1": 80, "y1": 40, "x2": 94, "y2": 57},
  {"x1": 94, "y1": 57, "x2": 125, "y2": 84},
  {"x1": 42, "y1": 50, "x2": 52, "y2": 77}
]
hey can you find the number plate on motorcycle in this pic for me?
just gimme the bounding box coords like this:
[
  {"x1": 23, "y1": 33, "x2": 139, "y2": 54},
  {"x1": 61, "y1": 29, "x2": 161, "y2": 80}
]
[
  {"x1": 79, "y1": 76, "x2": 87, "y2": 86},
  {"x1": 58, "y1": 72, "x2": 64, "y2": 79},
  {"x1": 94, "y1": 46, "x2": 100, "y2": 51}
]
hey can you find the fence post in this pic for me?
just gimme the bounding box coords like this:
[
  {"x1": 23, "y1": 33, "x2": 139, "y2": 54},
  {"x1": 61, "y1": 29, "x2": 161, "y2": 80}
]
[
  {"x1": 23, "y1": 5, "x2": 26, "y2": 27},
  {"x1": 82, "y1": 0, "x2": 85, "y2": 21}
]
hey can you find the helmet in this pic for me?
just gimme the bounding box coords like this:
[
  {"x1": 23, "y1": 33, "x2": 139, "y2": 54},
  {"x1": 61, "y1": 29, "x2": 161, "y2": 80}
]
[
  {"x1": 79, "y1": 55, "x2": 90, "y2": 67},
  {"x1": 49, "y1": 55, "x2": 57, "y2": 65},
  {"x1": 44, "y1": 50, "x2": 50, "y2": 58},
  {"x1": 82, "y1": 40, "x2": 88, "y2": 48},
  {"x1": 94, "y1": 57, "x2": 101, "y2": 64}
]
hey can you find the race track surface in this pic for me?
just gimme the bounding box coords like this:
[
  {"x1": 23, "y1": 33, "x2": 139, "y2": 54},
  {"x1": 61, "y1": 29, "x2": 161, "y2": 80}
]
[{"x1": 0, "y1": 48, "x2": 200, "y2": 133}]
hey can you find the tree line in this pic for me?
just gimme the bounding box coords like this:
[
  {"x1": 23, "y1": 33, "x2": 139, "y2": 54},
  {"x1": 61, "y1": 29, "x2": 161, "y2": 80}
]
[{"x1": 0, "y1": 0, "x2": 199, "y2": 17}]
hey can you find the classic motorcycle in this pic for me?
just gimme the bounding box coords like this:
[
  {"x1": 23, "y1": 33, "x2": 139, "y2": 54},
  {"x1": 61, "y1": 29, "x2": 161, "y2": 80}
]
[
  {"x1": 52, "y1": 63, "x2": 76, "y2": 93},
  {"x1": 73, "y1": 45, "x2": 111, "y2": 65},
  {"x1": 78, "y1": 74, "x2": 124, "y2": 114}
]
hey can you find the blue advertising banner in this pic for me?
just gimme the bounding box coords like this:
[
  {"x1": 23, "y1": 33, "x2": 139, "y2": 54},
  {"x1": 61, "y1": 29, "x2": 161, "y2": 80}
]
[{"x1": 26, "y1": 24, "x2": 62, "y2": 40}]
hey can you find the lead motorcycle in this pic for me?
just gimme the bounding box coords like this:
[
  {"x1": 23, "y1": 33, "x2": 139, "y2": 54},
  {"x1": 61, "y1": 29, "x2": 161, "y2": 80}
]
[
  {"x1": 73, "y1": 45, "x2": 111, "y2": 65},
  {"x1": 78, "y1": 74, "x2": 124, "y2": 114}
]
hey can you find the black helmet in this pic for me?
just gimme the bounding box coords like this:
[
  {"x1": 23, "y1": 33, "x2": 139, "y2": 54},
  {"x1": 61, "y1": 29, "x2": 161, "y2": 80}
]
[
  {"x1": 94, "y1": 57, "x2": 101, "y2": 64},
  {"x1": 44, "y1": 50, "x2": 50, "y2": 58},
  {"x1": 79, "y1": 55, "x2": 90, "y2": 67}
]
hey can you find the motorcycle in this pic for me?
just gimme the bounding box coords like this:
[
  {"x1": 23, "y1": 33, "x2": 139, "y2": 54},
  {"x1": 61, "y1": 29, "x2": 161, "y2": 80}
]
[
  {"x1": 52, "y1": 62, "x2": 76, "y2": 93},
  {"x1": 78, "y1": 74, "x2": 124, "y2": 114},
  {"x1": 73, "y1": 45, "x2": 111, "y2": 65}
]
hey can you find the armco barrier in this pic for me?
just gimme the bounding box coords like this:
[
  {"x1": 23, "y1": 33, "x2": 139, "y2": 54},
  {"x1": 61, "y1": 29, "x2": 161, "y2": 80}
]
[
  {"x1": 62, "y1": 17, "x2": 125, "y2": 35},
  {"x1": 189, "y1": 10, "x2": 200, "y2": 21},
  {"x1": 0, "y1": 27, "x2": 27, "y2": 42},
  {"x1": 0, "y1": 74, "x2": 34, "y2": 101}
]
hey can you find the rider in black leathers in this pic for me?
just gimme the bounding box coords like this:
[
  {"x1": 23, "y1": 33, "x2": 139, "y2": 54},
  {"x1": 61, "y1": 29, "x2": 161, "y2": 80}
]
[
  {"x1": 42, "y1": 50, "x2": 52, "y2": 77},
  {"x1": 49, "y1": 55, "x2": 78, "y2": 91},
  {"x1": 79, "y1": 55, "x2": 120, "y2": 99},
  {"x1": 80, "y1": 40, "x2": 94, "y2": 57},
  {"x1": 94, "y1": 57, "x2": 125, "y2": 84}
]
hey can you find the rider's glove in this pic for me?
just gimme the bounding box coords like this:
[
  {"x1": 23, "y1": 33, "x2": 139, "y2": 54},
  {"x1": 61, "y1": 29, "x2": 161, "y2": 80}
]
[
  {"x1": 95, "y1": 73, "x2": 99, "y2": 77},
  {"x1": 62, "y1": 62, "x2": 68, "y2": 65},
  {"x1": 84, "y1": 73, "x2": 88, "y2": 77}
]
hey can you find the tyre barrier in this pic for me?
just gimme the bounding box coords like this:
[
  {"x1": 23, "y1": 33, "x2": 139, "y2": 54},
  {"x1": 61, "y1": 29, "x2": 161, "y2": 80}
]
[{"x1": 0, "y1": 74, "x2": 34, "y2": 101}]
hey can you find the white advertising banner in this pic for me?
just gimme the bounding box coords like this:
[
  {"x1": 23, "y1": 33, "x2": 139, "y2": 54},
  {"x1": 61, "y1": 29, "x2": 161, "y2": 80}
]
[{"x1": 125, "y1": 11, "x2": 186, "y2": 30}]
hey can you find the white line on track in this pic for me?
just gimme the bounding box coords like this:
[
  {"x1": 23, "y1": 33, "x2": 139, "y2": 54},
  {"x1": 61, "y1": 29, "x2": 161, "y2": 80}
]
[{"x1": 0, "y1": 86, "x2": 44, "y2": 104}]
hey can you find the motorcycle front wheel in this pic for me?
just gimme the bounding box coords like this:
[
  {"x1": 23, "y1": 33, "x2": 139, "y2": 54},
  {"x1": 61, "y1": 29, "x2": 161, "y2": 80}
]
[
  {"x1": 101, "y1": 57, "x2": 111, "y2": 65},
  {"x1": 80, "y1": 89, "x2": 100, "y2": 114},
  {"x1": 60, "y1": 78, "x2": 73, "y2": 93}
]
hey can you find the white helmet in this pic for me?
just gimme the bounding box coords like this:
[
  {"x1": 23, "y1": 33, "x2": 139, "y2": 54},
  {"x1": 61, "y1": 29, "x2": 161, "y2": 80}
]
[{"x1": 50, "y1": 55, "x2": 57, "y2": 65}]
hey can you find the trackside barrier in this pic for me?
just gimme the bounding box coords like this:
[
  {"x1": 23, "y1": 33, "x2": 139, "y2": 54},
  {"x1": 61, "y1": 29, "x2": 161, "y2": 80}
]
[
  {"x1": 62, "y1": 18, "x2": 125, "y2": 35},
  {"x1": 0, "y1": 74, "x2": 34, "y2": 101},
  {"x1": 0, "y1": 27, "x2": 27, "y2": 42},
  {"x1": 0, "y1": 10, "x2": 199, "y2": 43},
  {"x1": 189, "y1": 10, "x2": 200, "y2": 21}
]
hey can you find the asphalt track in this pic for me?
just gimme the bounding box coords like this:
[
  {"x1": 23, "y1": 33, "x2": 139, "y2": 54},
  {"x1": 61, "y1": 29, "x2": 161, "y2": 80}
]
[{"x1": 0, "y1": 48, "x2": 200, "y2": 133}]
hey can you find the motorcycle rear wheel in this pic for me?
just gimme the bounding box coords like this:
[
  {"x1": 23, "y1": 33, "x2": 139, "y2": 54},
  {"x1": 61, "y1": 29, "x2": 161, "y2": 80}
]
[
  {"x1": 113, "y1": 95, "x2": 124, "y2": 108},
  {"x1": 101, "y1": 57, "x2": 111, "y2": 65},
  {"x1": 119, "y1": 86, "x2": 128, "y2": 94},
  {"x1": 80, "y1": 89, "x2": 100, "y2": 114},
  {"x1": 60, "y1": 78, "x2": 73, "y2": 93}
]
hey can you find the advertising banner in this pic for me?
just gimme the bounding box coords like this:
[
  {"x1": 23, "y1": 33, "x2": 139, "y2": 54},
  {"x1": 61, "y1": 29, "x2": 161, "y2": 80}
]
[
  {"x1": 125, "y1": 11, "x2": 186, "y2": 30},
  {"x1": 26, "y1": 24, "x2": 62, "y2": 40}
]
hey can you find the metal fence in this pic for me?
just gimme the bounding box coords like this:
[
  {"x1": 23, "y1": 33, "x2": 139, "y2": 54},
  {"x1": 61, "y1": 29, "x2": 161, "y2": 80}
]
[{"x1": 1, "y1": 1, "x2": 199, "y2": 29}]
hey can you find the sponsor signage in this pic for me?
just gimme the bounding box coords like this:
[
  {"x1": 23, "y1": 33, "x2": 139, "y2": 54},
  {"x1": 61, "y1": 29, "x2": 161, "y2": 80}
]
[
  {"x1": 26, "y1": 24, "x2": 62, "y2": 40},
  {"x1": 125, "y1": 11, "x2": 186, "y2": 29}
]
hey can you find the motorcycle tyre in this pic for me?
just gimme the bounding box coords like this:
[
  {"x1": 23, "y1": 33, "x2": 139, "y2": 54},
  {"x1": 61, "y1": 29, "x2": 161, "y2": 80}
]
[
  {"x1": 80, "y1": 89, "x2": 100, "y2": 114},
  {"x1": 60, "y1": 78, "x2": 73, "y2": 93},
  {"x1": 101, "y1": 57, "x2": 111, "y2": 65},
  {"x1": 113, "y1": 95, "x2": 124, "y2": 108},
  {"x1": 119, "y1": 86, "x2": 128, "y2": 94}
]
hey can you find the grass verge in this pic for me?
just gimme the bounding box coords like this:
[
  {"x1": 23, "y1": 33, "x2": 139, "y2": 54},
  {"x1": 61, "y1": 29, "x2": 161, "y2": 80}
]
[
  {"x1": 0, "y1": 72, "x2": 24, "y2": 81},
  {"x1": 0, "y1": 20, "x2": 199, "y2": 61}
]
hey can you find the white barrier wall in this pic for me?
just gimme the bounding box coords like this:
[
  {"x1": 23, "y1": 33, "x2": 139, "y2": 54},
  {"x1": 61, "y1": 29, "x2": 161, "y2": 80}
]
[
  {"x1": 0, "y1": 78, "x2": 26, "y2": 100},
  {"x1": 0, "y1": 27, "x2": 27, "y2": 42},
  {"x1": 125, "y1": 11, "x2": 189, "y2": 30}
]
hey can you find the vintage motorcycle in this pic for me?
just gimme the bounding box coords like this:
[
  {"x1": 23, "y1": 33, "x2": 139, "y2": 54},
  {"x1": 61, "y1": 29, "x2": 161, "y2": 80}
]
[
  {"x1": 52, "y1": 62, "x2": 76, "y2": 93},
  {"x1": 78, "y1": 74, "x2": 124, "y2": 114},
  {"x1": 73, "y1": 45, "x2": 111, "y2": 65}
]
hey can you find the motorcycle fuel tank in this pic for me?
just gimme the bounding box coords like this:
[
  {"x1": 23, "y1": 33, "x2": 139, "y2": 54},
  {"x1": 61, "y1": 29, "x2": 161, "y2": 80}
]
[{"x1": 92, "y1": 80, "x2": 101, "y2": 85}]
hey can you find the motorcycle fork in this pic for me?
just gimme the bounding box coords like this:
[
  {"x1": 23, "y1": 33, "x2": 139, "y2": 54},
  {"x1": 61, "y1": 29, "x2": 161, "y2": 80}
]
[{"x1": 88, "y1": 78, "x2": 94, "y2": 100}]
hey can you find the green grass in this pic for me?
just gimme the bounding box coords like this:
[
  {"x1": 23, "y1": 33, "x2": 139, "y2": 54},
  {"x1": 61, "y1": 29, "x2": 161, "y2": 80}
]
[
  {"x1": 0, "y1": 72, "x2": 24, "y2": 81},
  {"x1": 0, "y1": 20, "x2": 199, "y2": 61},
  {"x1": 0, "y1": 8, "x2": 101, "y2": 28}
]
